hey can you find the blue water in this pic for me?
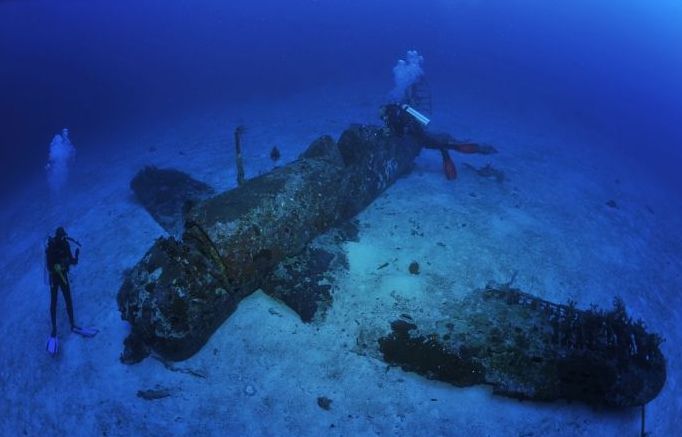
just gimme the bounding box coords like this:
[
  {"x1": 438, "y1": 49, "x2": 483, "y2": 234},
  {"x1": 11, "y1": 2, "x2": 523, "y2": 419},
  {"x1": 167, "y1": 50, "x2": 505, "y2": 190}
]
[
  {"x1": 2, "y1": 0, "x2": 681, "y2": 200},
  {"x1": 1, "y1": 1, "x2": 681, "y2": 435}
]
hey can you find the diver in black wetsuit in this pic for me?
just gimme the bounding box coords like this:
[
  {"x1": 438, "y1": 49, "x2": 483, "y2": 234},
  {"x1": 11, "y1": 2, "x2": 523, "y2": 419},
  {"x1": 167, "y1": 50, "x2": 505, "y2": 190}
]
[
  {"x1": 45, "y1": 227, "x2": 80, "y2": 337},
  {"x1": 380, "y1": 102, "x2": 497, "y2": 180},
  {"x1": 45, "y1": 227, "x2": 98, "y2": 356}
]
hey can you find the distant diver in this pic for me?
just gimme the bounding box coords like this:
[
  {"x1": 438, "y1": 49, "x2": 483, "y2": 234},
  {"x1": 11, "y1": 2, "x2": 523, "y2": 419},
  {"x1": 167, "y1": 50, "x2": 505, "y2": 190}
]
[
  {"x1": 381, "y1": 80, "x2": 496, "y2": 180},
  {"x1": 45, "y1": 227, "x2": 98, "y2": 357},
  {"x1": 270, "y1": 146, "x2": 281, "y2": 163}
]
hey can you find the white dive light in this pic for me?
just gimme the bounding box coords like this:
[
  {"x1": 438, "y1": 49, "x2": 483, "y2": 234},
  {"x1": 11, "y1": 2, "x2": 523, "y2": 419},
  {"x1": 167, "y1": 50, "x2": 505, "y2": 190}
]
[{"x1": 401, "y1": 104, "x2": 431, "y2": 126}]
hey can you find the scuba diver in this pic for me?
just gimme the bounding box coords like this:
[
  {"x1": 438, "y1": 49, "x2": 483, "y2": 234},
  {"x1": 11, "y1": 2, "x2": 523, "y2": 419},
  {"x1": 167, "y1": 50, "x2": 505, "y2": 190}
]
[
  {"x1": 381, "y1": 79, "x2": 496, "y2": 179},
  {"x1": 45, "y1": 227, "x2": 98, "y2": 356}
]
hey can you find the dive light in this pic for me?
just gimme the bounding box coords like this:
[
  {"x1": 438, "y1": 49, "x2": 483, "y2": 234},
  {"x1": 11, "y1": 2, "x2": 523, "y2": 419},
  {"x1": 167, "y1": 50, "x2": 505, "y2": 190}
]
[{"x1": 401, "y1": 104, "x2": 431, "y2": 126}]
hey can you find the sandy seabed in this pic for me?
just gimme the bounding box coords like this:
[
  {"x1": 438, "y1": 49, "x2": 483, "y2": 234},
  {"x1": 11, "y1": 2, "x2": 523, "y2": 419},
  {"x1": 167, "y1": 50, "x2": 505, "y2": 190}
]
[{"x1": 1, "y1": 83, "x2": 680, "y2": 436}]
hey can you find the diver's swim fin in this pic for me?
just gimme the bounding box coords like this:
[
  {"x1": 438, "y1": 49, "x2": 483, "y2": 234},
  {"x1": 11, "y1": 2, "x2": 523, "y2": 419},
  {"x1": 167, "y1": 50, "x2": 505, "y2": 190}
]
[
  {"x1": 440, "y1": 148, "x2": 457, "y2": 180},
  {"x1": 46, "y1": 336, "x2": 59, "y2": 357},
  {"x1": 72, "y1": 326, "x2": 99, "y2": 338}
]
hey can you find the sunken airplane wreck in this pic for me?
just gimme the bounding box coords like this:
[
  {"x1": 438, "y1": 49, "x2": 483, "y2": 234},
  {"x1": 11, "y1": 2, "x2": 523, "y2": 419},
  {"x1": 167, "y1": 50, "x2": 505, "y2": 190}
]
[{"x1": 119, "y1": 104, "x2": 666, "y2": 408}]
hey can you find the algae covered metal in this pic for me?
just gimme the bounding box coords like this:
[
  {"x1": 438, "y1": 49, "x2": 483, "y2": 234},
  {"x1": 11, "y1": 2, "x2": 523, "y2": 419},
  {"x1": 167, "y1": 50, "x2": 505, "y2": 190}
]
[
  {"x1": 118, "y1": 125, "x2": 421, "y2": 363},
  {"x1": 379, "y1": 284, "x2": 666, "y2": 407},
  {"x1": 118, "y1": 115, "x2": 666, "y2": 409}
]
